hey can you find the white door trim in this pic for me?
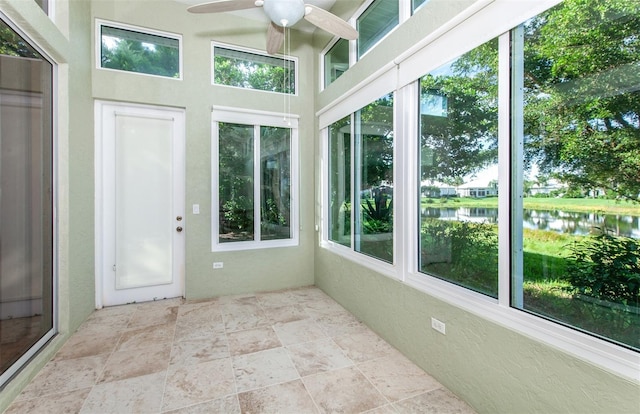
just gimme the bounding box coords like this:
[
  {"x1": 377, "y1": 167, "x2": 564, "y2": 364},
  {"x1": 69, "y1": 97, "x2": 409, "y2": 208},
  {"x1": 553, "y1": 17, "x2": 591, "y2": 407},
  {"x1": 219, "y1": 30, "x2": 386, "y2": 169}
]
[{"x1": 94, "y1": 100, "x2": 185, "y2": 308}]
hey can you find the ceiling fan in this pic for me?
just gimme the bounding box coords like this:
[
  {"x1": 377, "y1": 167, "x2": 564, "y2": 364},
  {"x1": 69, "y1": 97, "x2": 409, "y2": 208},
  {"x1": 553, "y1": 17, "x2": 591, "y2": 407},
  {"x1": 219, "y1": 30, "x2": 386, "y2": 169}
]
[{"x1": 188, "y1": 0, "x2": 359, "y2": 54}]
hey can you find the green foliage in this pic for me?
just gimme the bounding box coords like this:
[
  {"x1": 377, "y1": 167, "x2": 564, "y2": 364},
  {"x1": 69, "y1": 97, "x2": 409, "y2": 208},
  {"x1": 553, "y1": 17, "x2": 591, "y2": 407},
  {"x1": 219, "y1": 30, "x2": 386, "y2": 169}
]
[
  {"x1": 221, "y1": 196, "x2": 253, "y2": 232},
  {"x1": 362, "y1": 192, "x2": 392, "y2": 234},
  {"x1": 0, "y1": 23, "x2": 39, "y2": 58},
  {"x1": 214, "y1": 55, "x2": 294, "y2": 94},
  {"x1": 564, "y1": 233, "x2": 640, "y2": 305},
  {"x1": 101, "y1": 39, "x2": 179, "y2": 78},
  {"x1": 419, "y1": 37, "x2": 499, "y2": 183},
  {"x1": 523, "y1": 0, "x2": 640, "y2": 202},
  {"x1": 421, "y1": 219, "x2": 498, "y2": 297}
]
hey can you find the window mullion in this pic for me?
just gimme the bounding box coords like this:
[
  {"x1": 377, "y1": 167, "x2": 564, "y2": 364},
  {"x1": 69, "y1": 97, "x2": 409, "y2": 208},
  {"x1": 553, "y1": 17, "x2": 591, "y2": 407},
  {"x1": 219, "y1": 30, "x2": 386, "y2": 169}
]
[
  {"x1": 352, "y1": 113, "x2": 360, "y2": 252},
  {"x1": 254, "y1": 125, "x2": 262, "y2": 241},
  {"x1": 497, "y1": 31, "x2": 514, "y2": 307}
]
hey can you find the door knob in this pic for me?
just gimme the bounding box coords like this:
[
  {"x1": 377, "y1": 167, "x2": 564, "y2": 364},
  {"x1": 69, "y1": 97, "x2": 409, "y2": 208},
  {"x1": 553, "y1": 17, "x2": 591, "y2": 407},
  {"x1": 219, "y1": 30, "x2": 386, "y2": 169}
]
[
  {"x1": 176, "y1": 226, "x2": 183, "y2": 232},
  {"x1": 176, "y1": 216, "x2": 183, "y2": 221}
]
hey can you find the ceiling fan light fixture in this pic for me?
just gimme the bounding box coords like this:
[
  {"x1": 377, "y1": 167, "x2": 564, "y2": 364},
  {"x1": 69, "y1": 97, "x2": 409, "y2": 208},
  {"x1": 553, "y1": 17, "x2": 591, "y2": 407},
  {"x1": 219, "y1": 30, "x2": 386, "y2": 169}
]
[{"x1": 263, "y1": 0, "x2": 305, "y2": 27}]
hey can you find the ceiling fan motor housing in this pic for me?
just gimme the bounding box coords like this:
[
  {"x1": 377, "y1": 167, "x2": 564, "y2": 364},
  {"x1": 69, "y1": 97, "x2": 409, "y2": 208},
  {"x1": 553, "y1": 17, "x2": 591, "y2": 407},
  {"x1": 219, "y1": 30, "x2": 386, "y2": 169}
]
[{"x1": 262, "y1": 0, "x2": 306, "y2": 27}]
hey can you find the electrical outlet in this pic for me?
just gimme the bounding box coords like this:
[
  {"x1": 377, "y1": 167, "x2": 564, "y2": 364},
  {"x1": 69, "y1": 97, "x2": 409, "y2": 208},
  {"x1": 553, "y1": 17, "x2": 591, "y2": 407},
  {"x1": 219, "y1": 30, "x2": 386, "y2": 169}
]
[
  {"x1": 431, "y1": 317, "x2": 446, "y2": 335},
  {"x1": 213, "y1": 262, "x2": 223, "y2": 269}
]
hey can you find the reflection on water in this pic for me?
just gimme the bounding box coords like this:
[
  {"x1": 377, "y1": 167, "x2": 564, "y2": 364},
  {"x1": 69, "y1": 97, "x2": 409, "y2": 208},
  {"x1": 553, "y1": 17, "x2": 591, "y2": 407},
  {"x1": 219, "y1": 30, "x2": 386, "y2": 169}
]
[{"x1": 421, "y1": 207, "x2": 640, "y2": 238}]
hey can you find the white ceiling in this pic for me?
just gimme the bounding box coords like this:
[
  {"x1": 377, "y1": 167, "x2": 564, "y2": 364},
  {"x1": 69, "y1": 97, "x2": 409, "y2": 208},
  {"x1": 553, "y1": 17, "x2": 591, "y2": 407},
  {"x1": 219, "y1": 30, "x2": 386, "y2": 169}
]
[{"x1": 174, "y1": 0, "x2": 338, "y2": 32}]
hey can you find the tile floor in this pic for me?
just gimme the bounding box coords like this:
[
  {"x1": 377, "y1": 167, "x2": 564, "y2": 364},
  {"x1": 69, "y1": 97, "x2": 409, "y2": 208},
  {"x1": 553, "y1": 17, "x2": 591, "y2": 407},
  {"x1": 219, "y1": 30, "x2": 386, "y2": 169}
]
[{"x1": 6, "y1": 286, "x2": 476, "y2": 414}]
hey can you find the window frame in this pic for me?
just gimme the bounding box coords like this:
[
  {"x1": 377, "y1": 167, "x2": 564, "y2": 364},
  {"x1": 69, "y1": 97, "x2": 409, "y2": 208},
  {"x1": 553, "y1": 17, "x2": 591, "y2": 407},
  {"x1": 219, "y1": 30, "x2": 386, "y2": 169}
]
[
  {"x1": 0, "y1": 11, "x2": 58, "y2": 388},
  {"x1": 95, "y1": 19, "x2": 183, "y2": 80},
  {"x1": 212, "y1": 106, "x2": 299, "y2": 252},
  {"x1": 355, "y1": 0, "x2": 400, "y2": 60},
  {"x1": 318, "y1": 0, "x2": 640, "y2": 381},
  {"x1": 212, "y1": 42, "x2": 299, "y2": 96}
]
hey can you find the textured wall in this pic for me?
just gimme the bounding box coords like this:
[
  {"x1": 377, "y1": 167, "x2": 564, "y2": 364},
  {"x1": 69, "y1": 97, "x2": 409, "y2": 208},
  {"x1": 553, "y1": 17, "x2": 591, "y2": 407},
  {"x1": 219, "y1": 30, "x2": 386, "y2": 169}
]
[
  {"x1": 0, "y1": 0, "x2": 95, "y2": 410},
  {"x1": 91, "y1": 0, "x2": 315, "y2": 299},
  {"x1": 314, "y1": 252, "x2": 640, "y2": 413}
]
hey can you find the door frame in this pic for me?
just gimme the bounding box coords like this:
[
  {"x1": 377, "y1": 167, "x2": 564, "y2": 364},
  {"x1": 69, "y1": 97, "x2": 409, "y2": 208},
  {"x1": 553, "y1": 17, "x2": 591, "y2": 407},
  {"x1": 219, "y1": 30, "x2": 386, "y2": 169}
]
[{"x1": 94, "y1": 100, "x2": 185, "y2": 309}]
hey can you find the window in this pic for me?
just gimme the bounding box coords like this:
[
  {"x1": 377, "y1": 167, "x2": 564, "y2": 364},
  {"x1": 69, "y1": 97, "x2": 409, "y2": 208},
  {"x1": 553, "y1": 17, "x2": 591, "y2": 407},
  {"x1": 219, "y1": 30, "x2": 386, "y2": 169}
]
[
  {"x1": 213, "y1": 45, "x2": 296, "y2": 94},
  {"x1": 412, "y1": 0, "x2": 429, "y2": 14},
  {"x1": 357, "y1": 0, "x2": 399, "y2": 58},
  {"x1": 324, "y1": 38, "x2": 349, "y2": 88},
  {"x1": 213, "y1": 109, "x2": 298, "y2": 251},
  {"x1": 328, "y1": 93, "x2": 394, "y2": 263},
  {"x1": 321, "y1": 0, "x2": 638, "y2": 380},
  {"x1": 34, "y1": 0, "x2": 49, "y2": 14},
  {"x1": 511, "y1": 1, "x2": 640, "y2": 350},
  {"x1": 98, "y1": 21, "x2": 181, "y2": 79},
  {"x1": 418, "y1": 38, "x2": 499, "y2": 298},
  {"x1": 0, "y1": 17, "x2": 55, "y2": 387}
]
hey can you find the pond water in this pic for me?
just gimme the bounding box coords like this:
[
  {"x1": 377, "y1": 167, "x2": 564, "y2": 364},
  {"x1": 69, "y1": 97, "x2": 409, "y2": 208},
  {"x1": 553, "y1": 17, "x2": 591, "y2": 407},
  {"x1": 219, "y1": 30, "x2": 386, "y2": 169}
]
[{"x1": 421, "y1": 207, "x2": 640, "y2": 238}]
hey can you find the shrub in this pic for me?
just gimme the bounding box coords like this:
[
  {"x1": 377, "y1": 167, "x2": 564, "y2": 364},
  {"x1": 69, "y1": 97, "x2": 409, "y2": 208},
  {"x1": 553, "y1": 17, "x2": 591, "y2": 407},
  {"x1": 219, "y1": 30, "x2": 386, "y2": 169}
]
[{"x1": 564, "y1": 233, "x2": 640, "y2": 306}]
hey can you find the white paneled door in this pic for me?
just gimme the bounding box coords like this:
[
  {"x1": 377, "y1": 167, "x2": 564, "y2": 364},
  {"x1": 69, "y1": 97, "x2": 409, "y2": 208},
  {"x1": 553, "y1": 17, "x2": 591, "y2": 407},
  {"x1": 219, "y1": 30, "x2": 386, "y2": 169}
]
[{"x1": 96, "y1": 102, "x2": 185, "y2": 307}]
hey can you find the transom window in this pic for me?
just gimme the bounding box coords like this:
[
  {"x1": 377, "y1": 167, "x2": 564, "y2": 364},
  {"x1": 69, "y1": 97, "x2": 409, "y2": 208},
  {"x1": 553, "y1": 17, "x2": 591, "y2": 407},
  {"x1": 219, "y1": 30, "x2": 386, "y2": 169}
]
[
  {"x1": 213, "y1": 45, "x2": 297, "y2": 95},
  {"x1": 97, "y1": 20, "x2": 182, "y2": 79},
  {"x1": 357, "y1": 0, "x2": 399, "y2": 58}
]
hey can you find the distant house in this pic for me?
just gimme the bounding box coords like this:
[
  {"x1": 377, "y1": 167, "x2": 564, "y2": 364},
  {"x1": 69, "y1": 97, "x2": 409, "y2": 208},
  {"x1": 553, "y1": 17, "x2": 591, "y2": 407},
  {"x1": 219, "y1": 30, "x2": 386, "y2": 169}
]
[{"x1": 457, "y1": 179, "x2": 498, "y2": 198}]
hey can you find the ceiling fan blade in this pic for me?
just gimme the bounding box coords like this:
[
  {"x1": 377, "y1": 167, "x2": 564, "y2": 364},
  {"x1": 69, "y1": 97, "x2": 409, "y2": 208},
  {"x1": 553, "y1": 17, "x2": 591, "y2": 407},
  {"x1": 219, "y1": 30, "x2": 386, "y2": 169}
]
[
  {"x1": 187, "y1": 0, "x2": 259, "y2": 14},
  {"x1": 266, "y1": 22, "x2": 284, "y2": 55},
  {"x1": 303, "y1": 4, "x2": 358, "y2": 40}
]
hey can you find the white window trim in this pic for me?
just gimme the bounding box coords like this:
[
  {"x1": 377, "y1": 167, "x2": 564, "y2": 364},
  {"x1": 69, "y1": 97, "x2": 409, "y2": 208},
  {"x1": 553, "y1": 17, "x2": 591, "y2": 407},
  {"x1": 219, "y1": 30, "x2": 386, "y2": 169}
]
[
  {"x1": 212, "y1": 106, "x2": 299, "y2": 252},
  {"x1": 95, "y1": 19, "x2": 183, "y2": 80},
  {"x1": 212, "y1": 42, "x2": 299, "y2": 97},
  {"x1": 319, "y1": 0, "x2": 640, "y2": 382}
]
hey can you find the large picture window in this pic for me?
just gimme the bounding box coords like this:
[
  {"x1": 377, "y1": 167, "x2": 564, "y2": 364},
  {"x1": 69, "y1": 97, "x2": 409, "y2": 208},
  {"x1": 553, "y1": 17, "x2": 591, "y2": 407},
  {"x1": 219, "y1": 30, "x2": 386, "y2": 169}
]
[
  {"x1": 0, "y1": 17, "x2": 55, "y2": 387},
  {"x1": 323, "y1": 0, "x2": 639, "y2": 363},
  {"x1": 327, "y1": 93, "x2": 394, "y2": 263},
  {"x1": 418, "y1": 38, "x2": 499, "y2": 298},
  {"x1": 213, "y1": 110, "x2": 298, "y2": 251},
  {"x1": 511, "y1": 0, "x2": 640, "y2": 350},
  {"x1": 98, "y1": 21, "x2": 182, "y2": 79}
]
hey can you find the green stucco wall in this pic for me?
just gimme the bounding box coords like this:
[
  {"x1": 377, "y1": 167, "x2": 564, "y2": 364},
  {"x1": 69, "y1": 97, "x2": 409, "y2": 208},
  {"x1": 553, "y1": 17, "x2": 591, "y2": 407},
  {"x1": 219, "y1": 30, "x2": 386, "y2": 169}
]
[
  {"x1": 314, "y1": 253, "x2": 640, "y2": 413},
  {"x1": 0, "y1": 0, "x2": 95, "y2": 410},
  {"x1": 91, "y1": 0, "x2": 316, "y2": 299}
]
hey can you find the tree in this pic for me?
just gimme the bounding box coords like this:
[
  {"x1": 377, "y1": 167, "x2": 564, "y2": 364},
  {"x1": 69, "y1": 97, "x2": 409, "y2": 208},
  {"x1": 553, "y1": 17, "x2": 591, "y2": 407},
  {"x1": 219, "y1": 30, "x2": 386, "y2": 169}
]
[
  {"x1": 419, "y1": 38, "x2": 499, "y2": 184},
  {"x1": 101, "y1": 38, "x2": 179, "y2": 78},
  {"x1": 522, "y1": 0, "x2": 640, "y2": 202}
]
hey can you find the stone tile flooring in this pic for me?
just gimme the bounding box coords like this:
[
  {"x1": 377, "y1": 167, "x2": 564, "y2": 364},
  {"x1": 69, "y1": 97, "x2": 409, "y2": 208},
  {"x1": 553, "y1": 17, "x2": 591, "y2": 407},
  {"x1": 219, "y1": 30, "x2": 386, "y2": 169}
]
[{"x1": 6, "y1": 286, "x2": 476, "y2": 413}]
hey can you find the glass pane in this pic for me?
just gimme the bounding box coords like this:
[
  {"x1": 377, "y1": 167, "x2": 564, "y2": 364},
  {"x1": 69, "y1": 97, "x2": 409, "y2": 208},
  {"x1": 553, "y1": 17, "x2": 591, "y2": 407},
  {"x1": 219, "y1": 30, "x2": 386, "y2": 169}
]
[
  {"x1": 219, "y1": 122, "x2": 255, "y2": 242},
  {"x1": 412, "y1": 0, "x2": 429, "y2": 14},
  {"x1": 100, "y1": 25, "x2": 180, "y2": 78},
  {"x1": 324, "y1": 39, "x2": 349, "y2": 87},
  {"x1": 514, "y1": 0, "x2": 640, "y2": 350},
  {"x1": 355, "y1": 93, "x2": 394, "y2": 263},
  {"x1": 115, "y1": 115, "x2": 173, "y2": 289},
  {"x1": 260, "y1": 126, "x2": 291, "y2": 241},
  {"x1": 329, "y1": 115, "x2": 352, "y2": 247},
  {"x1": 214, "y1": 46, "x2": 295, "y2": 94},
  {"x1": 0, "y1": 19, "x2": 54, "y2": 380},
  {"x1": 418, "y1": 38, "x2": 499, "y2": 298},
  {"x1": 34, "y1": 0, "x2": 48, "y2": 14},
  {"x1": 357, "y1": 0, "x2": 399, "y2": 58}
]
